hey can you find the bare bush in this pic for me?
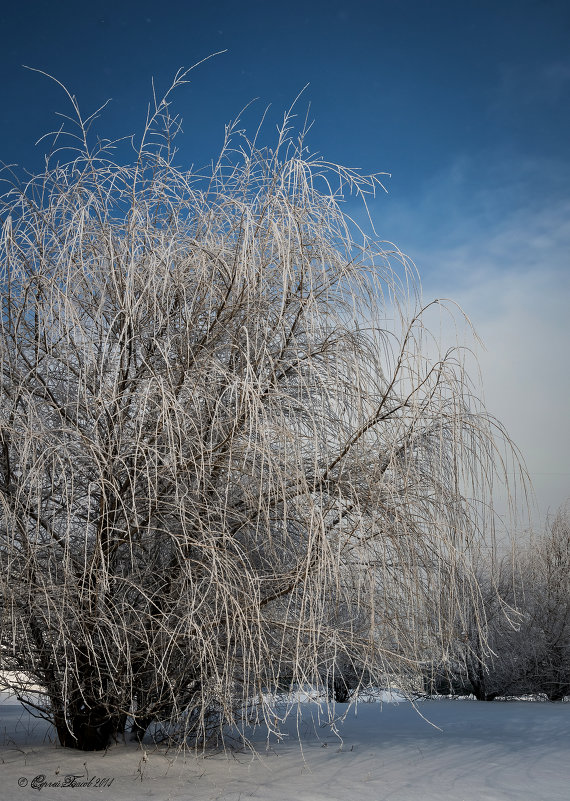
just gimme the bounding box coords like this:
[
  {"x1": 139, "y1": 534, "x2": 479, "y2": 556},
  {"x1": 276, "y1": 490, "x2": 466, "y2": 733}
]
[
  {"x1": 445, "y1": 551, "x2": 529, "y2": 701},
  {"x1": 0, "y1": 71, "x2": 517, "y2": 750},
  {"x1": 425, "y1": 503, "x2": 570, "y2": 702},
  {"x1": 521, "y1": 503, "x2": 570, "y2": 700}
]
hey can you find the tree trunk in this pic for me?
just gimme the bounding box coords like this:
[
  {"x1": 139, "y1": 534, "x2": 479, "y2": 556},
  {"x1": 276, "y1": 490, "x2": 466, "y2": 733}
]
[
  {"x1": 328, "y1": 674, "x2": 351, "y2": 703},
  {"x1": 53, "y1": 700, "x2": 125, "y2": 750}
]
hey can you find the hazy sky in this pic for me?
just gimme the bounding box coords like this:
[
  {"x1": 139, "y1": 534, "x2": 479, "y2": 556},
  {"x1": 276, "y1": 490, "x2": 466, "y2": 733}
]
[{"x1": 1, "y1": 0, "x2": 568, "y2": 530}]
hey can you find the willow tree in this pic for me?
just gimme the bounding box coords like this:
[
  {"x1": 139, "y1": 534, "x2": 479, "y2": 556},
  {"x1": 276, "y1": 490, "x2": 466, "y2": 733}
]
[{"x1": 0, "y1": 71, "x2": 513, "y2": 750}]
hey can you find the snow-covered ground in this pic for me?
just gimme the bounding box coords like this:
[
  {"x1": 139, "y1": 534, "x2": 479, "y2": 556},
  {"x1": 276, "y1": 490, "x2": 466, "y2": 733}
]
[{"x1": 0, "y1": 690, "x2": 568, "y2": 801}]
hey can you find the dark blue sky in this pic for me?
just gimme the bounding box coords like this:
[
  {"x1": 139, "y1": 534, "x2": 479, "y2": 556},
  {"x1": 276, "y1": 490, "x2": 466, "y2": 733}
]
[
  {"x1": 1, "y1": 0, "x2": 569, "y2": 523},
  {"x1": 1, "y1": 1, "x2": 568, "y2": 213}
]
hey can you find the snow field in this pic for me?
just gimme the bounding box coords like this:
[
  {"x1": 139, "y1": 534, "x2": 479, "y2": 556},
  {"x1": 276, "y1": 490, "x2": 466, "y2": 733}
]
[{"x1": 1, "y1": 692, "x2": 569, "y2": 801}]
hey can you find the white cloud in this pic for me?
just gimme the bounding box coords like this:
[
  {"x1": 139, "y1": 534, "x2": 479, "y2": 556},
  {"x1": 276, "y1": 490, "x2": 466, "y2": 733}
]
[
  {"x1": 351, "y1": 151, "x2": 569, "y2": 532},
  {"x1": 418, "y1": 196, "x2": 570, "y2": 531}
]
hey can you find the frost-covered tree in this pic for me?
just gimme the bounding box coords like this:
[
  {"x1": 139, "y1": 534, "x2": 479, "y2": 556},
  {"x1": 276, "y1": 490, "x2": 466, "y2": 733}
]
[{"x1": 0, "y1": 71, "x2": 516, "y2": 750}]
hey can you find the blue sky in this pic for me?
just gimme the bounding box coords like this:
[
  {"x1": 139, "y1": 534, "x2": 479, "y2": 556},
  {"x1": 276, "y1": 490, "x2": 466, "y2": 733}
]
[{"x1": 1, "y1": 0, "x2": 568, "y2": 528}]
